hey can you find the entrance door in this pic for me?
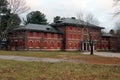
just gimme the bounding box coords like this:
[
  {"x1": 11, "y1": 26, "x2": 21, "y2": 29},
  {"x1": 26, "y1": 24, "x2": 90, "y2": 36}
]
[
  {"x1": 82, "y1": 42, "x2": 89, "y2": 51},
  {"x1": 84, "y1": 43, "x2": 87, "y2": 51}
]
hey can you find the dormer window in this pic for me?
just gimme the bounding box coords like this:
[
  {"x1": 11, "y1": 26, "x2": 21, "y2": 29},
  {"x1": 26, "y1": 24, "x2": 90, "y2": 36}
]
[{"x1": 46, "y1": 28, "x2": 50, "y2": 31}]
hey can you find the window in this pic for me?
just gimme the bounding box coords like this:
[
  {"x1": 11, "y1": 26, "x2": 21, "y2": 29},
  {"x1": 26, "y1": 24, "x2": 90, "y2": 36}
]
[
  {"x1": 44, "y1": 41, "x2": 47, "y2": 47},
  {"x1": 29, "y1": 32, "x2": 33, "y2": 37},
  {"x1": 83, "y1": 28, "x2": 87, "y2": 33},
  {"x1": 36, "y1": 32, "x2": 40, "y2": 37},
  {"x1": 78, "y1": 43, "x2": 81, "y2": 48},
  {"x1": 44, "y1": 33, "x2": 47, "y2": 38},
  {"x1": 69, "y1": 43, "x2": 72, "y2": 48},
  {"x1": 70, "y1": 27, "x2": 72, "y2": 30},
  {"x1": 69, "y1": 34, "x2": 72, "y2": 38},
  {"x1": 36, "y1": 41, "x2": 40, "y2": 48},
  {"x1": 78, "y1": 35, "x2": 81, "y2": 39},
  {"x1": 57, "y1": 42, "x2": 61, "y2": 47},
  {"x1": 78, "y1": 28, "x2": 80, "y2": 31},
  {"x1": 75, "y1": 43, "x2": 77, "y2": 47},
  {"x1": 29, "y1": 41, "x2": 33, "y2": 48},
  {"x1": 74, "y1": 34, "x2": 76, "y2": 39},
  {"x1": 58, "y1": 34, "x2": 61, "y2": 38},
  {"x1": 51, "y1": 42, "x2": 54, "y2": 47},
  {"x1": 51, "y1": 34, "x2": 54, "y2": 38},
  {"x1": 19, "y1": 40, "x2": 23, "y2": 48}
]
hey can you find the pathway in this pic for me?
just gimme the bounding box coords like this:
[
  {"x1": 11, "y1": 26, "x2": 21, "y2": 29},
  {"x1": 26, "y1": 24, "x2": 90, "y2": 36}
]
[
  {"x1": 0, "y1": 55, "x2": 87, "y2": 63},
  {"x1": 83, "y1": 52, "x2": 120, "y2": 58}
]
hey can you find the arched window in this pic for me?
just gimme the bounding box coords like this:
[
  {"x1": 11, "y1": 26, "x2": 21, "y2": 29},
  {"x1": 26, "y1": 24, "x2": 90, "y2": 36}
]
[
  {"x1": 78, "y1": 35, "x2": 81, "y2": 39},
  {"x1": 69, "y1": 43, "x2": 72, "y2": 48},
  {"x1": 44, "y1": 41, "x2": 47, "y2": 47},
  {"x1": 19, "y1": 40, "x2": 23, "y2": 48},
  {"x1": 75, "y1": 43, "x2": 77, "y2": 48},
  {"x1": 57, "y1": 42, "x2": 61, "y2": 47},
  {"x1": 83, "y1": 28, "x2": 87, "y2": 34},
  {"x1": 74, "y1": 34, "x2": 76, "y2": 39},
  {"x1": 29, "y1": 41, "x2": 33, "y2": 48},
  {"x1": 78, "y1": 43, "x2": 81, "y2": 49},
  {"x1": 69, "y1": 34, "x2": 72, "y2": 38},
  {"x1": 51, "y1": 42, "x2": 54, "y2": 47},
  {"x1": 36, "y1": 41, "x2": 40, "y2": 48}
]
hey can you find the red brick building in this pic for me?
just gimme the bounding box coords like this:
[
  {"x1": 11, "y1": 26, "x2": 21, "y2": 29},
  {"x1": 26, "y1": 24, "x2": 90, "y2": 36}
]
[
  {"x1": 99, "y1": 33, "x2": 117, "y2": 51},
  {"x1": 8, "y1": 24, "x2": 63, "y2": 51},
  {"x1": 8, "y1": 18, "x2": 117, "y2": 51}
]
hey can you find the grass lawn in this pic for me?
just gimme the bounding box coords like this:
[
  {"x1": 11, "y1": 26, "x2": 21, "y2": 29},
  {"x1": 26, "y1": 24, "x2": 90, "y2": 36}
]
[
  {"x1": 0, "y1": 51, "x2": 82, "y2": 58},
  {"x1": 0, "y1": 60, "x2": 120, "y2": 80},
  {"x1": 0, "y1": 51, "x2": 120, "y2": 65}
]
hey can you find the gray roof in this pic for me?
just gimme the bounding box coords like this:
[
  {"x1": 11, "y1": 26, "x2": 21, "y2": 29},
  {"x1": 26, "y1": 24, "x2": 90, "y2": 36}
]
[
  {"x1": 14, "y1": 24, "x2": 62, "y2": 33},
  {"x1": 52, "y1": 18, "x2": 104, "y2": 29},
  {"x1": 102, "y1": 33, "x2": 113, "y2": 37}
]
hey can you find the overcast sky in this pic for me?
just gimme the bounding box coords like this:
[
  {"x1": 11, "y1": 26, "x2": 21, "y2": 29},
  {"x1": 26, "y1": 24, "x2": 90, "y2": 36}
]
[{"x1": 21, "y1": 0, "x2": 117, "y2": 32}]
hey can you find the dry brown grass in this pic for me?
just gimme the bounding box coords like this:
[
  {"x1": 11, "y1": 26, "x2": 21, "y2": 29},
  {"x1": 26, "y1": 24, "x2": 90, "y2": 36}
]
[
  {"x1": 0, "y1": 51, "x2": 120, "y2": 65},
  {"x1": 0, "y1": 60, "x2": 120, "y2": 80}
]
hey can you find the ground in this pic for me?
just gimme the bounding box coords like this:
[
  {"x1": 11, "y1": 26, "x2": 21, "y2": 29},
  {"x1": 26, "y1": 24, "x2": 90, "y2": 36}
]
[
  {"x1": 0, "y1": 51, "x2": 120, "y2": 80},
  {"x1": 0, "y1": 51, "x2": 120, "y2": 65}
]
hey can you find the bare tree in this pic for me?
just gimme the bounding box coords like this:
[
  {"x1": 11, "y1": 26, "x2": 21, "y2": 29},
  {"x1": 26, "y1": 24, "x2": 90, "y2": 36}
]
[
  {"x1": 113, "y1": 0, "x2": 120, "y2": 51},
  {"x1": 7, "y1": 0, "x2": 30, "y2": 14},
  {"x1": 115, "y1": 21, "x2": 120, "y2": 51},
  {"x1": 115, "y1": 21, "x2": 120, "y2": 29},
  {"x1": 5, "y1": 0, "x2": 30, "y2": 32},
  {"x1": 76, "y1": 12, "x2": 85, "y2": 21},
  {"x1": 77, "y1": 12, "x2": 100, "y2": 55},
  {"x1": 77, "y1": 12, "x2": 99, "y2": 25},
  {"x1": 113, "y1": 0, "x2": 120, "y2": 16}
]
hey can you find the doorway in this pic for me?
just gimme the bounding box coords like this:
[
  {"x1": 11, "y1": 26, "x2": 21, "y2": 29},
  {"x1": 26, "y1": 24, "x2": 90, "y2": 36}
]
[{"x1": 82, "y1": 42, "x2": 90, "y2": 51}]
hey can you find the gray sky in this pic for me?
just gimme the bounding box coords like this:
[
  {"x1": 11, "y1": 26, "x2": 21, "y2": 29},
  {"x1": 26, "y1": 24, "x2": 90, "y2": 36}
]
[{"x1": 21, "y1": 0, "x2": 117, "y2": 32}]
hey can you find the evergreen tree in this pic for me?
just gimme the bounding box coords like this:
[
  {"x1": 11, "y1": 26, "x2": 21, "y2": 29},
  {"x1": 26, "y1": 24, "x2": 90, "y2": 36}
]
[
  {"x1": 25, "y1": 11, "x2": 47, "y2": 25},
  {"x1": 0, "y1": 0, "x2": 9, "y2": 32},
  {"x1": 0, "y1": 0, "x2": 21, "y2": 49},
  {"x1": 0, "y1": 0, "x2": 9, "y2": 48},
  {"x1": 53, "y1": 16, "x2": 61, "y2": 23}
]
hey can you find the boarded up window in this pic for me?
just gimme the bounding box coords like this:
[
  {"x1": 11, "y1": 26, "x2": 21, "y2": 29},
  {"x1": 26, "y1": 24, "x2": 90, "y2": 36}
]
[
  {"x1": 58, "y1": 34, "x2": 61, "y2": 38},
  {"x1": 74, "y1": 34, "x2": 76, "y2": 39},
  {"x1": 36, "y1": 32, "x2": 40, "y2": 37},
  {"x1": 36, "y1": 41, "x2": 40, "y2": 48},
  {"x1": 44, "y1": 33, "x2": 47, "y2": 38},
  {"x1": 44, "y1": 41, "x2": 47, "y2": 47},
  {"x1": 29, "y1": 41, "x2": 33, "y2": 48},
  {"x1": 78, "y1": 43, "x2": 81, "y2": 48},
  {"x1": 51, "y1": 34, "x2": 54, "y2": 38},
  {"x1": 70, "y1": 27, "x2": 72, "y2": 30},
  {"x1": 19, "y1": 40, "x2": 23, "y2": 48},
  {"x1": 29, "y1": 32, "x2": 33, "y2": 37},
  {"x1": 78, "y1": 35, "x2": 81, "y2": 39},
  {"x1": 75, "y1": 43, "x2": 77, "y2": 48},
  {"x1": 51, "y1": 42, "x2": 54, "y2": 47},
  {"x1": 69, "y1": 34, "x2": 72, "y2": 38},
  {"x1": 57, "y1": 42, "x2": 61, "y2": 47}
]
